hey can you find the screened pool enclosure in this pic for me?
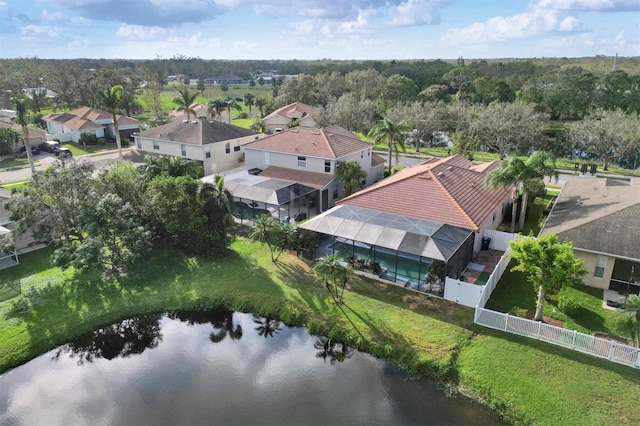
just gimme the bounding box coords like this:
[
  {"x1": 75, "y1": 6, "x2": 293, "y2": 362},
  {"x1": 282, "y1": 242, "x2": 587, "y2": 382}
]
[{"x1": 299, "y1": 205, "x2": 475, "y2": 295}]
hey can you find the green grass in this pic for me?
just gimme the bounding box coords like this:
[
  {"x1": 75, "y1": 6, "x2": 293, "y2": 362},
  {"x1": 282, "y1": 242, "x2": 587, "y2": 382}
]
[
  {"x1": 519, "y1": 193, "x2": 555, "y2": 236},
  {"x1": 1, "y1": 241, "x2": 640, "y2": 425},
  {"x1": 486, "y1": 263, "x2": 631, "y2": 336},
  {"x1": 0, "y1": 158, "x2": 40, "y2": 171},
  {"x1": 230, "y1": 118, "x2": 254, "y2": 129}
]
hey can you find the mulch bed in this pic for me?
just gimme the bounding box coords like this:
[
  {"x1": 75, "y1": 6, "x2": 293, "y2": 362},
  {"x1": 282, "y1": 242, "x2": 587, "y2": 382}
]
[{"x1": 525, "y1": 312, "x2": 564, "y2": 328}]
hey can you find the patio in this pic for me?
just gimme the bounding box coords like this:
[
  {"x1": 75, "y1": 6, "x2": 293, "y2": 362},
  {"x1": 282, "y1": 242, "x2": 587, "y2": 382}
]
[{"x1": 461, "y1": 249, "x2": 505, "y2": 285}]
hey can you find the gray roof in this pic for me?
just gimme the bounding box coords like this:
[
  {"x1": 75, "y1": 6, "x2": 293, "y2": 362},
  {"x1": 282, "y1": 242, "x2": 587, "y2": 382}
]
[
  {"x1": 541, "y1": 177, "x2": 640, "y2": 260},
  {"x1": 204, "y1": 171, "x2": 315, "y2": 205},
  {"x1": 299, "y1": 204, "x2": 472, "y2": 261},
  {"x1": 137, "y1": 117, "x2": 256, "y2": 146}
]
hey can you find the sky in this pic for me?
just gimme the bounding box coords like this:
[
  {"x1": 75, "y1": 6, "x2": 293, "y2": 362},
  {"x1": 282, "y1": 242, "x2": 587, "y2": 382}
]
[{"x1": 0, "y1": 0, "x2": 638, "y2": 60}]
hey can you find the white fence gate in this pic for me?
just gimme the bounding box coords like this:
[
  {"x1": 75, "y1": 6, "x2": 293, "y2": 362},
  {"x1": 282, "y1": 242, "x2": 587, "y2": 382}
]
[{"x1": 475, "y1": 307, "x2": 640, "y2": 369}]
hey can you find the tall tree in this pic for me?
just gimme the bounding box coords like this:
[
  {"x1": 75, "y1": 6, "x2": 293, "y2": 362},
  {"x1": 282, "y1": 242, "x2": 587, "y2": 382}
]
[
  {"x1": 485, "y1": 151, "x2": 557, "y2": 232},
  {"x1": 566, "y1": 109, "x2": 640, "y2": 171},
  {"x1": 469, "y1": 102, "x2": 545, "y2": 160},
  {"x1": 12, "y1": 94, "x2": 36, "y2": 175},
  {"x1": 368, "y1": 118, "x2": 412, "y2": 168},
  {"x1": 509, "y1": 234, "x2": 586, "y2": 322},
  {"x1": 248, "y1": 214, "x2": 278, "y2": 262},
  {"x1": 335, "y1": 160, "x2": 367, "y2": 196},
  {"x1": 243, "y1": 92, "x2": 255, "y2": 112},
  {"x1": 173, "y1": 86, "x2": 198, "y2": 121},
  {"x1": 207, "y1": 98, "x2": 227, "y2": 121},
  {"x1": 225, "y1": 99, "x2": 242, "y2": 124},
  {"x1": 98, "y1": 84, "x2": 124, "y2": 158},
  {"x1": 199, "y1": 175, "x2": 234, "y2": 251}
]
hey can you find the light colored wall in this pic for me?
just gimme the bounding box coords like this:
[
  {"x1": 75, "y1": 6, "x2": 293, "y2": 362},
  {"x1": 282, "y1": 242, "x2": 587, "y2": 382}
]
[
  {"x1": 578, "y1": 250, "x2": 615, "y2": 289},
  {"x1": 263, "y1": 117, "x2": 290, "y2": 133}
]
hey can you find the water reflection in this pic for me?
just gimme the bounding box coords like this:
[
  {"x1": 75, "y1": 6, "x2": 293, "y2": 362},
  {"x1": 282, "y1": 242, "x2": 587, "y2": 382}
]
[
  {"x1": 0, "y1": 310, "x2": 503, "y2": 425},
  {"x1": 53, "y1": 315, "x2": 163, "y2": 364}
]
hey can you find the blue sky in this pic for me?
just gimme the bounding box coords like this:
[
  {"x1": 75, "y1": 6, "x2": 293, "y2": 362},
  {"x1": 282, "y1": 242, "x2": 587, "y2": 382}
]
[{"x1": 1, "y1": 0, "x2": 638, "y2": 59}]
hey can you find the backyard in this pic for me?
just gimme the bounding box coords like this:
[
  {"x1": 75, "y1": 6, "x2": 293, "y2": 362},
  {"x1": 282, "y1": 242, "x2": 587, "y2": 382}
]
[{"x1": 0, "y1": 241, "x2": 639, "y2": 425}]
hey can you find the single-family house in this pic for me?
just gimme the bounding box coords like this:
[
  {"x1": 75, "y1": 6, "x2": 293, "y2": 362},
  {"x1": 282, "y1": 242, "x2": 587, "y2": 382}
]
[
  {"x1": 262, "y1": 102, "x2": 316, "y2": 134},
  {"x1": 42, "y1": 107, "x2": 142, "y2": 143},
  {"x1": 540, "y1": 177, "x2": 640, "y2": 298},
  {"x1": 298, "y1": 155, "x2": 512, "y2": 296},
  {"x1": 169, "y1": 102, "x2": 209, "y2": 121},
  {"x1": 133, "y1": 116, "x2": 260, "y2": 176},
  {"x1": 0, "y1": 111, "x2": 47, "y2": 153},
  {"x1": 214, "y1": 126, "x2": 385, "y2": 223}
]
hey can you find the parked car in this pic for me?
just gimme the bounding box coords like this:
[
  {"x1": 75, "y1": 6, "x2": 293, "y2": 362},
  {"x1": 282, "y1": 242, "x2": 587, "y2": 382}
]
[
  {"x1": 19, "y1": 145, "x2": 40, "y2": 155},
  {"x1": 54, "y1": 147, "x2": 72, "y2": 158},
  {"x1": 40, "y1": 140, "x2": 60, "y2": 152}
]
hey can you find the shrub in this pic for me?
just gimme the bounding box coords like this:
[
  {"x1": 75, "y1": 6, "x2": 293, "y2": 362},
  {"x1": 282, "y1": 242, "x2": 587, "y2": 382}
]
[
  {"x1": 96, "y1": 137, "x2": 106, "y2": 146},
  {"x1": 237, "y1": 112, "x2": 248, "y2": 119},
  {"x1": 557, "y1": 289, "x2": 581, "y2": 315},
  {"x1": 80, "y1": 132, "x2": 98, "y2": 145}
]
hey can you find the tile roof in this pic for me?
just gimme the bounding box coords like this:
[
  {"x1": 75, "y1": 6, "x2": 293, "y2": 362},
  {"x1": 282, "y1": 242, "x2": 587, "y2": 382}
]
[
  {"x1": 243, "y1": 126, "x2": 373, "y2": 158},
  {"x1": 264, "y1": 102, "x2": 316, "y2": 121},
  {"x1": 540, "y1": 178, "x2": 640, "y2": 260},
  {"x1": 137, "y1": 116, "x2": 257, "y2": 145},
  {"x1": 337, "y1": 155, "x2": 510, "y2": 232},
  {"x1": 42, "y1": 107, "x2": 141, "y2": 130},
  {"x1": 258, "y1": 165, "x2": 335, "y2": 189},
  {"x1": 169, "y1": 102, "x2": 209, "y2": 120}
]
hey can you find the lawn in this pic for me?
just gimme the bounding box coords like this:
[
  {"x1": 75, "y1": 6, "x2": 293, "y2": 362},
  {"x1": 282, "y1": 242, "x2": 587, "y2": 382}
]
[
  {"x1": 1, "y1": 242, "x2": 640, "y2": 425},
  {"x1": 0, "y1": 158, "x2": 40, "y2": 171}
]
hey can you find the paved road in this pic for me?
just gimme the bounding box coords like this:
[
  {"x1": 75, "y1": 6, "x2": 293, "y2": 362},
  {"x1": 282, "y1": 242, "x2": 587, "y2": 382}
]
[{"x1": 0, "y1": 149, "x2": 130, "y2": 184}]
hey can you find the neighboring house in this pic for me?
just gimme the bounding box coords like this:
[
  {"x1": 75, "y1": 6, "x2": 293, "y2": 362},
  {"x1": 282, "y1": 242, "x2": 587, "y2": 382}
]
[
  {"x1": 238, "y1": 126, "x2": 385, "y2": 214},
  {"x1": 169, "y1": 103, "x2": 209, "y2": 121},
  {"x1": 540, "y1": 177, "x2": 640, "y2": 296},
  {"x1": 42, "y1": 107, "x2": 142, "y2": 143},
  {"x1": 262, "y1": 102, "x2": 316, "y2": 134},
  {"x1": 134, "y1": 116, "x2": 260, "y2": 176},
  {"x1": 0, "y1": 112, "x2": 47, "y2": 152},
  {"x1": 298, "y1": 155, "x2": 512, "y2": 295},
  {"x1": 204, "y1": 75, "x2": 244, "y2": 85}
]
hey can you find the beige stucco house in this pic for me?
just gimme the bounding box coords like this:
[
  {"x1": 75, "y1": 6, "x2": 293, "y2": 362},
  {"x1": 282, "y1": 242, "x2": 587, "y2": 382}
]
[
  {"x1": 0, "y1": 111, "x2": 47, "y2": 154},
  {"x1": 134, "y1": 117, "x2": 260, "y2": 176},
  {"x1": 42, "y1": 107, "x2": 141, "y2": 143},
  {"x1": 541, "y1": 177, "x2": 640, "y2": 296},
  {"x1": 262, "y1": 102, "x2": 316, "y2": 134}
]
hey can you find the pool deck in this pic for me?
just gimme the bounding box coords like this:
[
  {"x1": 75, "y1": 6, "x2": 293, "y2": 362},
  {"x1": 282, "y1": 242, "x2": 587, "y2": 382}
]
[{"x1": 462, "y1": 249, "x2": 504, "y2": 284}]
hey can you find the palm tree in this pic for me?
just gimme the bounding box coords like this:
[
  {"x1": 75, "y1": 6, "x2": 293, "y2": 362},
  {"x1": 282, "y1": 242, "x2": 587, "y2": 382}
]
[
  {"x1": 249, "y1": 213, "x2": 278, "y2": 262},
  {"x1": 199, "y1": 175, "x2": 234, "y2": 247},
  {"x1": 253, "y1": 315, "x2": 281, "y2": 338},
  {"x1": 313, "y1": 253, "x2": 352, "y2": 304},
  {"x1": 273, "y1": 221, "x2": 297, "y2": 262},
  {"x1": 225, "y1": 99, "x2": 242, "y2": 124},
  {"x1": 207, "y1": 98, "x2": 227, "y2": 121},
  {"x1": 209, "y1": 308, "x2": 243, "y2": 343},
  {"x1": 243, "y1": 92, "x2": 255, "y2": 112},
  {"x1": 255, "y1": 96, "x2": 267, "y2": 117},
  {"x1": 335, "y1": 160, "x2": 367, "y2": 197},
  {"x1": 485, "y1": 151, "x2": 557, "y2": 233},
  {"x1": 368, "y1": 118, "x2": 412, "y2": 169},
  {"x1": 98, "y1": 84, "x2": 125, "y2": 158},
  {"x1": 12, "y1": 94, "x2": 35, "y2": 175},
  {"x1": 173, "y1": 86, "x2": 198, "y2": 121}
]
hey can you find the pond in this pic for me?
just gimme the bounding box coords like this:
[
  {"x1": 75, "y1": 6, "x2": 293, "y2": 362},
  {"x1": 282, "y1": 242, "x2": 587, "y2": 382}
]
[{"x1": 0, "y1": 309, "x2": 502, "y2": 425}]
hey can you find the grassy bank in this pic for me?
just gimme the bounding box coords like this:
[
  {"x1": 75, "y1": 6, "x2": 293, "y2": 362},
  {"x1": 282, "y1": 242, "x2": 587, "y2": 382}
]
[{"x1": 1, "y1": 241, "x2": 640, "y2": 424}]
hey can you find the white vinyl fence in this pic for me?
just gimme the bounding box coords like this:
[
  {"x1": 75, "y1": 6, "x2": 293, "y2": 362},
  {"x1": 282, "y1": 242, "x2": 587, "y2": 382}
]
[{"x1": 475, "y1": 307, "x2": 640, "y2": 369}]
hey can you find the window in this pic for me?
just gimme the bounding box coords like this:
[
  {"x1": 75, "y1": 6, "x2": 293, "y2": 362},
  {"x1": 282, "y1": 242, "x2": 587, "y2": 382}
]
[
  {"x1": 225, "y1": 142, "x2": 230, "y2": 154},
  {"x1": 153, "y1": 140, "x2": 159, "y2": 150},
  {"x1": 136, "y1": 139, "x2": 141, "y2": 149},
  {"x1": 205, "y1": 147, "x2": 211, "y2": 158},
  {"x1": 333, "y1": 188, "x2": 339, "y2": 200},
  {"x1": 181, "y1": 144, "x2": 186, "y2": 156},
  {"x1": 594, "y1": 255, "x2": 607, "y2": 278},
  {"x1": 298, "y1": 156, "x2": 306, "y2": 167},
  {"x1": 324, "y1": 160, "x2": 331, "y2": 173},
  {"x1": 234, "y1": 145, "x2": 240, "y2": 152},
  {"x1": 264, "y1": 152, "x2": 270, "y2": 165}
]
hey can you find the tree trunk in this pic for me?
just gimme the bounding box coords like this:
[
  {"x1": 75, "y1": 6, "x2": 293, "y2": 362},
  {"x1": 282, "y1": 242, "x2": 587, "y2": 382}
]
[
  {"x1": 603, "y1": 158, "x2": 609, "y2": 171},
  {"x1": 112, "y1": 112, "x2": 122, "y2": 158},
  {"x1": 534, "y1": 285, "x2": 546, "y2": 322},
  {"x1": 388, "y1": 139, "x2": 393, "y2": 170},
  {"x1": 509, "y1": 188, "x2": 518, "y2": 234},
  {"x1": 518, "y1": 190, "x2": 529, "y2": 231},
  {"x1": 22, "y1": 125, "x2": 35, "y2": 175}
]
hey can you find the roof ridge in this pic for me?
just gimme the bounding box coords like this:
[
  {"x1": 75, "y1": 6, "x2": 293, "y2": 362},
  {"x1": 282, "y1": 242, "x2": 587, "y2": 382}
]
[
  {"x1": 431, "y1": 170, "x2": 479, "y2": 231},
  {"x1": 321, "y1": 128, "x2": 337, "y2": 158}
]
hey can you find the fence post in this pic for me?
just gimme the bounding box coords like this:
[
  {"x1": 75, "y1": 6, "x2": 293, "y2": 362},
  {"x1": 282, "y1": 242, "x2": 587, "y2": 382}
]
[
  {"x1": 504, "y1": 313, "x2": 509, "y2": 331},
  {"x1": 537, "y1": 320, "x2": 542, "y2": 338},
  {"x1": 636, "y1": 350, "x2": 640, "y2": 368},
  {"x1": 571, "y1": 330, "x2": 577, "y2": 349},
  {"x1": 607, "y1": 341, "x2": 616, "y2": 360},
  {"x1": 474, "y1": 307, "x2": 479, "y2": 324}
]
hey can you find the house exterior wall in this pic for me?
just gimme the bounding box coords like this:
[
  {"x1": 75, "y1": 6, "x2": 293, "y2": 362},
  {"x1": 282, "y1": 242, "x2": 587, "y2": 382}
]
[
  {"x1": 263, "y1": 117, "x2": 291, "y2": 133},
  {"x1": 577, "y1": 250, "x2": 615, "y2": 289},
  {"x1": 472, "y1": 199, "x2": 509, "y2": 253}
]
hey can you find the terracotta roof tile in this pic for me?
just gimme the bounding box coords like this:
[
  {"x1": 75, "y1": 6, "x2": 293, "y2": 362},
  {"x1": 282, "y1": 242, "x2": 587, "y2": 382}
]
[
  {"x1": 259, "y1": 166, "x2": 335, "y2": 189},
  {"x1": 338, "y1": 155, "x2": 510, "y2": 232},
  {"x1": 244, "y1": 126, "x2": 373, "y2": 158},
  {"x1": 42, "y1": 107, "x2": 141, "y2": 130}
]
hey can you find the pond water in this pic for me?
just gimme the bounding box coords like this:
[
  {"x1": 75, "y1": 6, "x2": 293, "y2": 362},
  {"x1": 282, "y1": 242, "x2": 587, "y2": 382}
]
[{"x1": 0, "y1": 309, "x2": 502, "y2": 425}]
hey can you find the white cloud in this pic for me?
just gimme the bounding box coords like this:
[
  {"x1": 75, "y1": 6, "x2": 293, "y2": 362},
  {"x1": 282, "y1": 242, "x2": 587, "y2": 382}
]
[
  {"x1": 388, "y1": 0, "x2": 453, "y2": 26},
  {"x1": 442, "y1": 6, "x2": 588, "y2": 45},
  {"x1": 21, "y1": 24, "x2": 61, "y2": 40},
  {"x1": 535, "y1": 0, "x2": 640, "y2": 12},
  {"x1": 42, "y1": 9, "x2": 92, "y2": 26},
  {"x1": 116, "y1": 24, "x2": 167, "y2": 40},
  {"x1": 68, "y1": 38, "x2": 92, "y2": 49},
  {"x1": 339, "y1": 9, "x2": 376, "y2": 33},
  {"x1": 0, "y1": 2, "x2": 6, "y2": 7}
]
